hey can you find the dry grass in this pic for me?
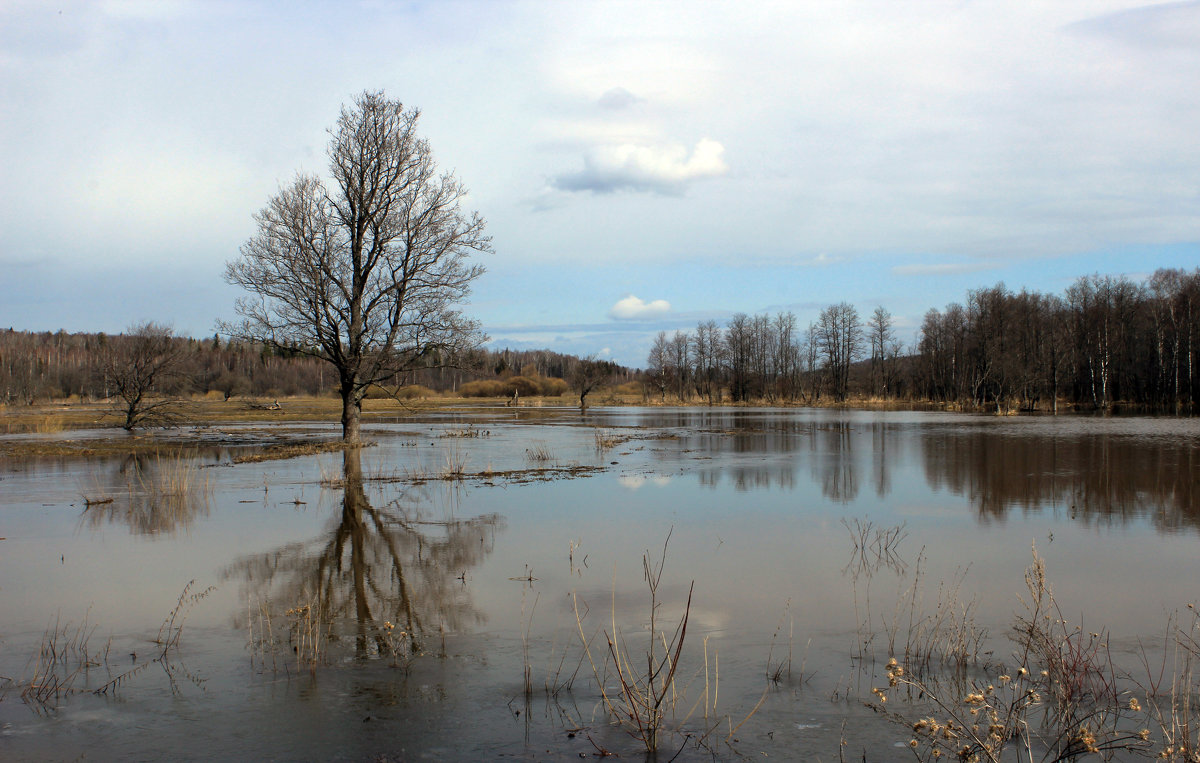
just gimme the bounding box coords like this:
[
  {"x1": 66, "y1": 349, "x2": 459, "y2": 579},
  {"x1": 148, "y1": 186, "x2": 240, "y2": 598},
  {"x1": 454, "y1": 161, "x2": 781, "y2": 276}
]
[
  {"x1": 246, "y1": 595, "x2": 330, "y2": 674},
  {"x1": 80, "y1": 451, "x2": 213, "y2": 534},
  {"x1": 525, "y1": 441, "x2": 553, "y2": 463},
  {"x1": 442, "y1": 425, "x2": 488, "y2": 438},
  {"x1": 593, "y1": 428, "x2": 631, "y2": 451},
  {"x1": 1140, "y1": 607, "x2": 1200, "y2": 759},
  {"x1": 1, "y1": 407, "x2": 97, "y2": 435},
  {"x1": 441, "y1": 445, "x2": 468, "y2": 479},
  {"x1": 232, "y1": 440, "x2": 356, "y2": 464}
]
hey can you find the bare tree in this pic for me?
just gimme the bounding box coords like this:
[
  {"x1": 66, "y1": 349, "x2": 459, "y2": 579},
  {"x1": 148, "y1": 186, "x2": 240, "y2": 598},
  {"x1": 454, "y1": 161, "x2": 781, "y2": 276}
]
[
  {"x1": 224, "y1": 91, "x2": 491, "y2": 442},
  {"x1": 669, "y1": 331, "x2": 690, "y2": 401},
  {"x1": 102, "y1": 322, "x2": 189, "y2": 430},
  {"x1": 646, "y1": 331, "x2": 671, "y2": 401},
  {"x1": 725, "y1": 313, "x2": 753, "y2": 402},
  {"x1": 816, "y1": 303, "x2": 863, "y2": 400},
  {"x1": 866, "y1": 306, "x2": 894, "y2": 397},
  {"x1": 571, "y1": 355, "x2": 614, "y2": 409},
  {"x1": 772, "y1": 312, "x2": 799, "y2": 400},
  {"x1": 692, "y1": 320, "x2": 723, "y2": 404}
]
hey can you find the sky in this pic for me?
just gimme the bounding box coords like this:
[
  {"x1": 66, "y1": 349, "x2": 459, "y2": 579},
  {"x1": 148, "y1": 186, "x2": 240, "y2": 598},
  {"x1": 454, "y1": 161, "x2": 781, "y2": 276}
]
[{"x1": 2, "y1": 0, "x2": 1198, "y2": 368}]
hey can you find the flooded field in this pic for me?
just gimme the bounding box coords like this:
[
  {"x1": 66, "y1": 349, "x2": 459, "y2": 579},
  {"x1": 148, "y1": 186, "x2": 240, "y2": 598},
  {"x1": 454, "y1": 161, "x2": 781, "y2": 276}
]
[{"x1": 1, "y1": 407, "x2": 1198, "y2": 760}]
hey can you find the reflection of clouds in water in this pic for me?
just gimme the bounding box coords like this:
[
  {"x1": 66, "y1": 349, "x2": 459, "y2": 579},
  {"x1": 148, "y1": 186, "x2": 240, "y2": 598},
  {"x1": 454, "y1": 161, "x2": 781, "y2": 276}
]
[
  {"x1": 618, "y1": 474, "x2": 673, "y2": 490},
  {"x1": 686, "y1": 606, "x2": 729, "y2": 634}
]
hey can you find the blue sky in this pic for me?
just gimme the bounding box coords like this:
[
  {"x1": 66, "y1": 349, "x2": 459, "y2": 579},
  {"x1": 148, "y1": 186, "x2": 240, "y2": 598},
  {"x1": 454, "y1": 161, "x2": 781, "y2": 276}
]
[{"x1": 2, "y1": 0, "x2": 1198, "y2": 368}]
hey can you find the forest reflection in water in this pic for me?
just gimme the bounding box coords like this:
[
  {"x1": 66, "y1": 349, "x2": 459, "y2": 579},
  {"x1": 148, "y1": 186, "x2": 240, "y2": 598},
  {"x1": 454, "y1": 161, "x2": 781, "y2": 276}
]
[
  {"x1": 635, "y1": 411, "x2": 1199, "y2": 531},
  {"x1": 923, "y1": 428, "x2": 1200, "y2": 530},
  {"x1": 222, "y1": 449, "x2": 503, "y2": 661}
]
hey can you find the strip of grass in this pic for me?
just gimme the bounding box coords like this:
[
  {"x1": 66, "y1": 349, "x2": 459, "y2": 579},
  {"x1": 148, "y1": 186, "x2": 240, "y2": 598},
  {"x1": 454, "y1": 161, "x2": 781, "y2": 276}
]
[{"x1": 232, "y1": 440, "x2": 361, "y2": 464}]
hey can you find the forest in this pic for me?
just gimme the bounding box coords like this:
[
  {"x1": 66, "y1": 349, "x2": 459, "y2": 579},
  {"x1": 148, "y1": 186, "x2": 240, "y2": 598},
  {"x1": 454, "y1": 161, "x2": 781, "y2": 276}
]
[
  {"x1": 0, "y1": 328, "x2": 631, "y2": 407},
  {"x1": 2, "y1": 267, "x2": 1197, "y2": 414},
  {"x1": 647, "y1": 267, "x2": 1199, "y2": 412}
]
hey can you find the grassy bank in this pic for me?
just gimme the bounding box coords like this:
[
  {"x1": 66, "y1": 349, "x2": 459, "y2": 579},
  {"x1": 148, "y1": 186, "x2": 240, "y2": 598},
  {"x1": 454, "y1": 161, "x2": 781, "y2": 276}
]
[{"x1": 0, "y1": 393, "x2": 582, "y2": 459}]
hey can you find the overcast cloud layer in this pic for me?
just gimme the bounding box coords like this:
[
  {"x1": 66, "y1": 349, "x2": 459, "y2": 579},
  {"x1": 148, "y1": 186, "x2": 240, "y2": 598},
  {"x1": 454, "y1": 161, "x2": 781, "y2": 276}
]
[{"x1": 2, "y1": 0, "x2": 1198, "y2": 366}]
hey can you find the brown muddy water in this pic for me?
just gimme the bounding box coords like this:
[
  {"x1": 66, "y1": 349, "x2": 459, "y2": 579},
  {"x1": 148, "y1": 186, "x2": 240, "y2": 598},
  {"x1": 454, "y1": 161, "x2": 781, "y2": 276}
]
[{"x1": 1, "y1": 407, "x2": 1198, "y2": 761}]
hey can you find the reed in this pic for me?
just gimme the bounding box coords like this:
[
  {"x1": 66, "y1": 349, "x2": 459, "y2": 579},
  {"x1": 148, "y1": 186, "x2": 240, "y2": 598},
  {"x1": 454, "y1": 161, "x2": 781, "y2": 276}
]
[
  {"x1": 21, "y1": 610, "x2": 107, "y2": 707},
  {"x1": 525, "y1": 441, "x2": 553, "y2": 463},
  {"x1": 441, "y1": 445, "x2": 468, "y2": 479},
  {"x1": 593, "y1": 429, "x2": 622, "y2": 451},
  {"x1": 284, "y1": 600, "x2": 327, "y2": 672}
]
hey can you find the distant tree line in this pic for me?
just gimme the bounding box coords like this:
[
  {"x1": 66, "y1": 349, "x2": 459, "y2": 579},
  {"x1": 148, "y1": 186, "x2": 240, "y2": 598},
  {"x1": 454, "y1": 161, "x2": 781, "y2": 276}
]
[
  {"x1": 0, "y1": 327, "x2": 632, "y2": 406},
  {"x1": 6, "y1": 268, "x2": 1195, "y2": 415},
  {"x1": 647, "y1": 267, "x2": 1199, "y2": 412},
  {"x1": 914, "y1": 269, "x2": 1199, "y2": 412},
  {"x1": 646, "y1": 303, "x2": 904, "y2": 405}
]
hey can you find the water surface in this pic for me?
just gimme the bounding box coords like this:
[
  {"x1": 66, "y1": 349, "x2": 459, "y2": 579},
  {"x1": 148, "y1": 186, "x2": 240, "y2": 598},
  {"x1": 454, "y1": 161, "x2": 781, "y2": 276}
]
[{"x1": 1, "y1": 407, "x2": 1197, "y2": 759}]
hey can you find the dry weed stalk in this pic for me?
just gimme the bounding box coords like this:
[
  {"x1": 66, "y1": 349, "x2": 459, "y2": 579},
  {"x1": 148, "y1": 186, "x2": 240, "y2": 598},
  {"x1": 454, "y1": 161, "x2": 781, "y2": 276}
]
[
  {"x1": 24, "y1": 581, "x2": 215, "y2": 707},
  {"x1": 21, "y1": 610, "x2": 107, "y2": 707},
  {"x1": 842, "y1": 517, "x2": 908, "y2": 580},
  {"x1": 1013, "y1": 546, "x2": 1118, "y2": 712},
  {"x1": 600, "y1": 544, "x2": 693, "y2": 753},
  {"x1": 570, "y1": 531, "x2": 754, "y2": 755},
  {"x1": 876, "y1": 547, "x2": 1154, "y2": 761},
  {"x1": 1138, "y1": 606, "x2": 1200, "y2": 759}
]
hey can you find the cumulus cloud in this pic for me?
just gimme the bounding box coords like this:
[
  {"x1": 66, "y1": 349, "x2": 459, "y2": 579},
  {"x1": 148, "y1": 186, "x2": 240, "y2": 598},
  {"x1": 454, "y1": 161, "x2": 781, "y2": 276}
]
[
  {"x1": 553, "y1": 138, "x2": 728, "y2": 195},
  {"x1": 609, "y1": 295, "x2": 671, "y2": 320}
]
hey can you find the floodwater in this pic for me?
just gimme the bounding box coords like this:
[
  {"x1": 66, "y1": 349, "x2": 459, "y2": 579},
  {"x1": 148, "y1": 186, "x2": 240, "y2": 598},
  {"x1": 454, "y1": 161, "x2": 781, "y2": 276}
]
[{"x1": 1, "y1": 407, "x2": 1198, "y2": 760}]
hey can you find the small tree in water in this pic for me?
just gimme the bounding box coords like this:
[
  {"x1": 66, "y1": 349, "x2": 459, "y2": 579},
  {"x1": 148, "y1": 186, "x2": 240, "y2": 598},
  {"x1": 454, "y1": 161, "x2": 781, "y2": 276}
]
[
  {"x1": 102, "y1": 322, "x2": 189, "y2": 430},
  {"x1": 571, "y1": 356, "x2": 614, "y2": 409},
  {"x1": 224, "y1": 91, "x2": 491, "y2": 442}
]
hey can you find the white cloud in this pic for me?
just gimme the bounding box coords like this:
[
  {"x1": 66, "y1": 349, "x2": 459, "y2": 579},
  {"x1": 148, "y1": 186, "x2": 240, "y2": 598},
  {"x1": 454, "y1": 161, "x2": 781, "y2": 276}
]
[
  {"x1": 609, "y1": 295, "x2": 671, "y2": 320},
  {"x1": 553, "y1": 138, "x2": 728, "y2": 195}
]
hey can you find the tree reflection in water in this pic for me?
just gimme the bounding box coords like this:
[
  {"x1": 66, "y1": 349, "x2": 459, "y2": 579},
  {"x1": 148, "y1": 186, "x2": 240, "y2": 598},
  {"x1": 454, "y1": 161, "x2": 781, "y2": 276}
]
[
  {"x1": 79, "y1": 452, "x2": 212, "y2": 535},
  {"x1": 922, "y1": 430, "x2": 1200, "y2": 529},
  {"x1": 640, "y1": 410, "x2": 1198, "y2": 530},
  {"x1": 224, "y1": 449, "x2": 503, "y2": 660}
]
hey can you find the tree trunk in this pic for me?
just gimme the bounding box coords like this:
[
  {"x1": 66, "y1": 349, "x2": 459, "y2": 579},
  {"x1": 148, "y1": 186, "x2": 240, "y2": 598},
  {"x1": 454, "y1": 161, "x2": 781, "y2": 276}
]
[{"x1": 341, "y1": 385, "x2": 361, "y2": 443}]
